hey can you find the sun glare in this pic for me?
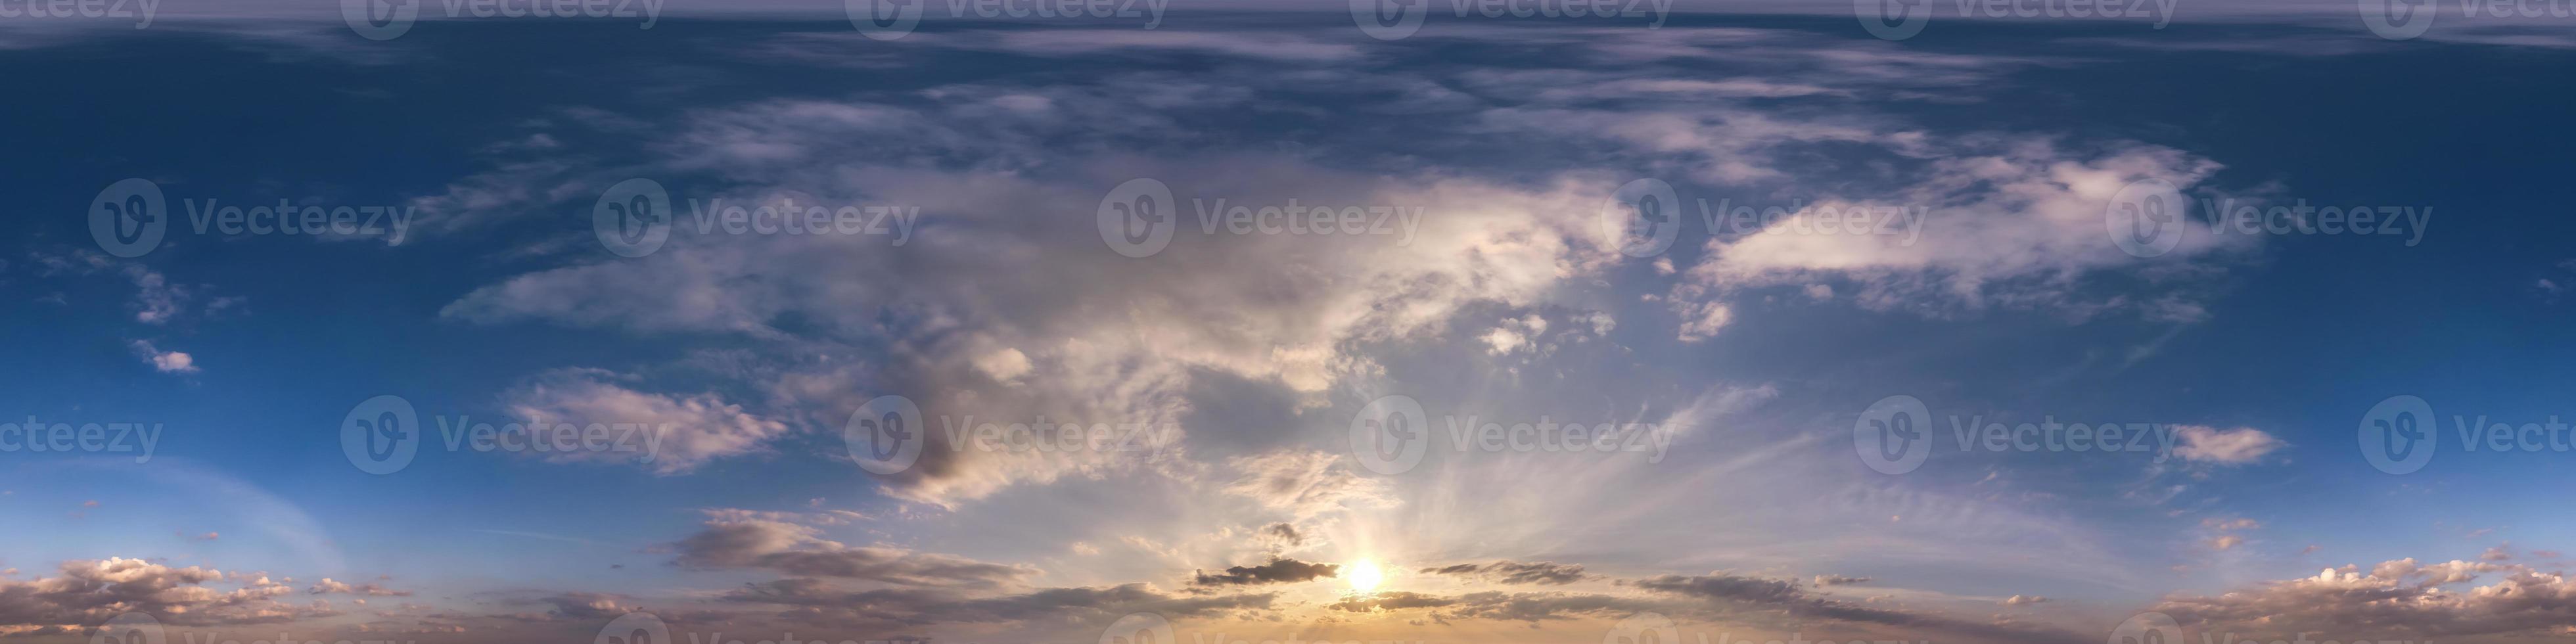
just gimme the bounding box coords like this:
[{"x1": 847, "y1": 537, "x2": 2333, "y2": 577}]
[{"x1": 1346, "y1": 560, "x2": 1385, "y2": 592}]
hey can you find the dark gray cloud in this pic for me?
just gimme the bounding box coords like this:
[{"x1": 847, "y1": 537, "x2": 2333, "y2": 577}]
[
  {"x1": 1189, "y1": 558, "x2": 1338, "y2": 587},
  {"x1": 1418, "y1": 561, "x2": 1594, "y2": 585},
  {"x1": 671, "y1": 520, "x2": 1032, "y2": 588},
  {"x1": 724, "y1": 578, "x2": 1275, "y2": 632}
]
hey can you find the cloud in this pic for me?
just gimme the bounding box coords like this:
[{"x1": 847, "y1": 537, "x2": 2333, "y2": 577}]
[
  {"x1": 127, "y1": 340, "x2": 199, "y2": 374},
  {"x1": 309, "y1": 578, "x2": 410, "y2": 596},
  {"x1": 1220, "y1": 451, "x2": 1397, "y2": 519},
  {"x1": 2152, "y1": 558, "x2": 2576, "y2": 638},
  {"x1": 2001, "y1": 594, "x2": 2048, "y2": 605},
  {"x1": 1189, "y1": 558, "x2": 1338, "y2": 587},
  {"x1": 1812, "y1": 575, "x2": 1871, "y2": 586},
  {"x1": 500, "y1": 369, "x2": 790, "y2": 474},
  {"x1": 1419, "y1": 561, "x2": 1595, "y2": 586},
  {"x1": 2171, "y1": 425, "x2": 2285, "y2": 465},
  {"x1": 721, "y1": 578, "x2": 1274, "y2": 631},
  {"x1": 671, "y1": 519, "x2": 1034, "y2": 589},
  {"x1": 0, "y1": 558, "x2": 333, "y2": 629}
]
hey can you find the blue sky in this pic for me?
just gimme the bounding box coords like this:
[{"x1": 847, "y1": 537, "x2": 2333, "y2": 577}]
[{"x1": 3, "y1": 3, "x2": 2576, "y2": 644}]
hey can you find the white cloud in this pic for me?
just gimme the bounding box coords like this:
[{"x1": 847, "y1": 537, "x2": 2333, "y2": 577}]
[
  {"x1": 501, "y1": 369, "x2": 790, "y2": 475},
  {"x1": 2171, "y1": 425, "x2": 2285, "y2": 465},
  {"x1": 128, "y1": 340, "x2": 199, "y2": 374}
]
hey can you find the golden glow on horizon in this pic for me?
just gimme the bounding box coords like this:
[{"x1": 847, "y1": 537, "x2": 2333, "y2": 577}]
[{"x1": 1346, "y1": 560, "x2": 1384, "y2": 592}]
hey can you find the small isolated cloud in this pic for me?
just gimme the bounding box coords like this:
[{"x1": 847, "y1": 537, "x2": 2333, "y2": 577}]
[
  {"x1": 1812, "y1": 574, "x2": 1872, "y2": 586},
  {"x1": 2171, "y1": 426, "x2": 2284, "y2": 465},
  {"x1": 2002, "y1": 595, "x2": 2049, "y2": 605},
  {"x1": 129, "y1": 340, "x2": 199, "y2": 373},
  {"x1": 1256, "y1": 522, "x2": 1305, "y2": 549}
]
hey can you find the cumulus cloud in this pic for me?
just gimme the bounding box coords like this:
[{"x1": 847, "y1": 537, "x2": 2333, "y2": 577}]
[
  {"x1": 2152, "y1": 558, "x2": 2576, "y2": 638},
  {"x1": 0, "y1": 558, "x2": 335, "y2": 630}
]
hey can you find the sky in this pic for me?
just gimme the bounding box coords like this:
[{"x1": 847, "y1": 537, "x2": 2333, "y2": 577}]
[{"x1": 3, "y1": 2, "x2": 2576, "y2": 644}]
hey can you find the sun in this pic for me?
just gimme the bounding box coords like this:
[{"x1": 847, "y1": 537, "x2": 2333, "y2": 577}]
[{"x1": 1346, "y1": 560, "x2": 1385, "y2": 592}]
